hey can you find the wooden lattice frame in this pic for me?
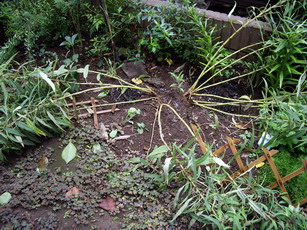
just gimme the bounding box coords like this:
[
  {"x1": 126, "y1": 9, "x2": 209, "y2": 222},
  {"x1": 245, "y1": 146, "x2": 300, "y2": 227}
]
[{"x1": 191, "y1": 123, "x2": 307, "y2": 206}]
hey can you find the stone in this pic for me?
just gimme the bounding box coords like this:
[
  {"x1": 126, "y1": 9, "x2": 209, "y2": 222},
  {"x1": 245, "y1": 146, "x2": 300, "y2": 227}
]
[
  {"x1": 122, "y1": 61, "x2": 148, "y2": 78},
  {"x1": 143, "y1": 77, "x2": 165, "y2": 88}
]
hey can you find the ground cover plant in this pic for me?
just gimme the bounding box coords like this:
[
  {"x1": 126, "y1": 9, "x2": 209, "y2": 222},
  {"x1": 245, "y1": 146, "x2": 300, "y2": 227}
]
[{"x1": 0, "y1": 0, "x2": 306, "y2": 229}]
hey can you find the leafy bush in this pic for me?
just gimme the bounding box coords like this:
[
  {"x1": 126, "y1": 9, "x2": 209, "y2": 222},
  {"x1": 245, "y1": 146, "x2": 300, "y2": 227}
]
[
  {"x1": 0, "y1": 57, "x2": 72, "y2": 161},
  {"x1": 255, "y1": 0, "x2": 307, "y2": 90},
  {"x1": 258, "y1": 93, "x2": 307, "y2": 154},
  {"x1": 0, "y1": 0, "x2": 87, "y2": 57},
  {"x1": 144, "y1": 141, "x2": 307, "y2": 229}
]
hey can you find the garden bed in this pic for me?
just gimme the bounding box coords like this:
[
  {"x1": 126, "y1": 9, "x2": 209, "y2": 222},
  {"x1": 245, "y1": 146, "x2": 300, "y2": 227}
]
[{"x1": 0, "y1": 0, "x2": 306, "y2": 229}]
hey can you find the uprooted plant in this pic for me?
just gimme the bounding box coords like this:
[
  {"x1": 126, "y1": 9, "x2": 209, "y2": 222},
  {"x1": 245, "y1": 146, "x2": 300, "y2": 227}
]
[{"x1": 0, "y1": 56, "x2": 72, "y2": 161}]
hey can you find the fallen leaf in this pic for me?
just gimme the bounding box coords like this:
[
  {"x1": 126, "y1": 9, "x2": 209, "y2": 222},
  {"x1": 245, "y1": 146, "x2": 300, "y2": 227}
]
[
  {"x1": 114, "y1": 135, "x2": 131, "y2": 141},
  {"x1": 62, "y1": 142, "x2": 77, "y2": 164},
  {"x1": 256, "y1": 162, "x2": 265, "y2": 168},
  {"x1": 93, "y1": 143, "x2": 102, "y2": 153},
  {"x1": 234, "y1": 122, "x2": 250, "y2": 130},
  {"x1": 100, "y1": 122, "x2": 108, "y2": 140},
  {"x1": 131, "y1": 78, "x2": 143, "y2": 85},
  {"x1": 232, "y1": 118, "x2": 251, "y2": 130},
  {"x1": 65, "y1": 187, "x2": 80, "y2": 198},
  {"x1": 97, "y1": 91, "x2": 108, "y2": 98},
  {"x1": 109, "y1": 129, "x2": 118, "y2": 138},
  {"x1": 174, "y1": 63, "x2": 185, "y2": 73},
  {"x1": 99, "y1": 197, "x2": 116, "y2": 211},
  {"x1": 37, "y1": 156, "x2": 49, "y2": 173},
  {"x1": 213, "y1": 157, "x2": 230, "y2": 168},
  {"x1": 0, "y1": 192, "x2": 11, "y2": 205}
]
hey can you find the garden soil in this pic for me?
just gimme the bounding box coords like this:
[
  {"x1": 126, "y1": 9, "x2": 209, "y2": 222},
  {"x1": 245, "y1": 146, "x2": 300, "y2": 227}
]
[{"x1": 0, "y1": 57, "x2": 260, "y2": 229}]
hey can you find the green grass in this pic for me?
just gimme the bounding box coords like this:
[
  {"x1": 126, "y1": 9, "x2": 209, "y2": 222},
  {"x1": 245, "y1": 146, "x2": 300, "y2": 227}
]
[{"x1": 257, "y1": 151, "x2": 307, "y2": 204}]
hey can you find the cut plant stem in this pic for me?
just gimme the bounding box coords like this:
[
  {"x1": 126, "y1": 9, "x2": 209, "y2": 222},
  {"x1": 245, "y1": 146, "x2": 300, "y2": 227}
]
[{"x1": 193, "y1": 101, "x2": 258, "y2": 118}]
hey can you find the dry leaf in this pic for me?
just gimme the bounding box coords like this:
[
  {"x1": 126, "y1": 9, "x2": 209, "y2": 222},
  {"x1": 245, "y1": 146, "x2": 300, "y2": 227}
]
[
  {"x1": 37, "y1": 156, "x2": 48, "y2": 169},
  {"x1": 100, "y1": 122, "x2": 108, "y2": 140},
  {"x1": 114, "y1": 135, "x2": 131, "y2": 141},
  {"x1": 165, "y1": 58, "x2": 173, "y2": 66},
  {"x1": 131, "y1": 78, "x2": 143, "y2": 85},
  {"x1": 256, "y1": 162, "x2": 265, "y2": 168},
  {"x1": 65, "y1": 187, "x2": 80, "y2": 198},
  {"x1": 99, "y1": 197, "x2": 116, "y2": 211},
  {"x1": 174, "y1": 63, "x2": 185, "y2": 73},
  {"x1": 234, "y1": 122, "x2": 251, "y2": 130},
  {"x1": 232, "y1": 118, "x2": 251, "y2": 130}
]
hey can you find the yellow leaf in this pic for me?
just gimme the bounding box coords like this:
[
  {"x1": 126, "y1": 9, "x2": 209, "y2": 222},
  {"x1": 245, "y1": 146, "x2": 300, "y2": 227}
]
[
  {"x1": 256, "y1": 162, "x2": 265, "y2": 168},
  {"x1": 132, "y1": 78, "x2": 143, "y2": 85},
  {"x1": 165, "y1": 58, "x2": 173, "y2": 66}
]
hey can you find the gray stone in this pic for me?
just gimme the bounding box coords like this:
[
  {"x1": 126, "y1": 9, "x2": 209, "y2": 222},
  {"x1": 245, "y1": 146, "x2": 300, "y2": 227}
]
[
  {"x1": 143, "y1": 77, "x2": 165, "y2": 88},
  {"x1": 122, "y1": 61, "x2": 148, "y2": 78}
]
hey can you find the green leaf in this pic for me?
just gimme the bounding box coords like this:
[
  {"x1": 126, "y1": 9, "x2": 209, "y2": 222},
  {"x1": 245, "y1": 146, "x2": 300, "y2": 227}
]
[
  {"x1": 148, "y1": 145, "x2": 168, "y2": 158},
  {"x1": 109, "y1": 129, "x2": 118, "y2": 138},
  {"x1": 15, "y1": 135, "x2": 24, "y2": 147},
  {"x1": 0, "y1": 192, "x2": 11, "y2": 205},
  {"x1": 249, "y1": 200, "x2": 266, "y2": 219},
  {"x1": 39, "y1": 71, "x2": 56, "y2": 92},
  {"x1": 5, "y1": 128, "x2": 26, "y2": 137},
  {"x1": 0, "y1": 82, "x2": 8, "y2": 102},
  {"x1": 97, "y1": 91, "x2": 108, "y2": 98},
  {"x1": 163, "y1": 157, "x2": 172, "y2": 185},
  {"x1": 25, "y1": 119, "x2": 46, "y2": 136},
  {"x1": 62, "y1": 142, "x2": 77, "y2": 164},
  {"x1": 172, "y1": 197, "x2": 193, "y2": 222},
  {"x1": 93, "y1": 143, "x2": 102, "y2": 153},
  {"x1": 174, "y1": 185, "x2": 185, "y2": 208},
  {"x1": 83, "y1": 64, "x2": 89, "y2": 79},
  {"x1": 47, "y1": 111, "x2": 64, "y2": 131}
]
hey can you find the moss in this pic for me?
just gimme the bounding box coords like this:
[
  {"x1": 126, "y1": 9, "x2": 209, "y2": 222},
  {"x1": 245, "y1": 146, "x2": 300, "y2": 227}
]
[{"x1": 256, "y1": 151, "x2": 307, "y2": 203}]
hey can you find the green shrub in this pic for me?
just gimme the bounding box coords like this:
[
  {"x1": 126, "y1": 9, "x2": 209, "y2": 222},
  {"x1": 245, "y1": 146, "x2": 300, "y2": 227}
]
[
  {"x1": 254, "y1": 0, "x2": 307, "y2": 90},
  {"x1": 0, "y1": 0, "x2": 88, "y2": 57},
  {"x1": 258, "y1": 93, "x2": 307, "y2": 155}
]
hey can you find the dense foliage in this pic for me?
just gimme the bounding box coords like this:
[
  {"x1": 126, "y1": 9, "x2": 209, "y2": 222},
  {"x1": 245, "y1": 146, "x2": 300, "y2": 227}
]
[{"x1": 0, "y1": 58, "x2": 72, "y2": 160}]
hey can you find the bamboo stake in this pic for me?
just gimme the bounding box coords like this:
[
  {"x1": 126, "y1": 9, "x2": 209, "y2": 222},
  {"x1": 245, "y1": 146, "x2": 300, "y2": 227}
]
[
  {"x1": 91, "y1": 97, "x2": 99, "y2": 129},
  {"x1": 227, "y1": 136, "x2": 247, "y2": 172},
  {"x1": 78, "y1": 108, "x2": 120, "y2": 118},
  {"x1": 191, "y1": 123, "x2": 207, "y2": 154}
]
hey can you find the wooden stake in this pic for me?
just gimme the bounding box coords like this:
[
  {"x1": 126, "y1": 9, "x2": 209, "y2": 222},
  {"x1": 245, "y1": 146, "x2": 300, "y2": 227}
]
[
  {"x1": 226, "y1": 136, "x2": 246, "y2": 172},
  {"x1": 67, "y1": 99, "x2": 99, "y2": 107},
  {"x1": 190, "y1": 123, "x2": 207, "y2": 154},
  {"x1": 91, "y1": 97, "x2": 99, "y2": 129},
  {"x1": 78, "y1": 108, "x2": 120, "y2": 118},
  {"x1": 72, "y1": 97, "x2": 79, "y2": 121}
]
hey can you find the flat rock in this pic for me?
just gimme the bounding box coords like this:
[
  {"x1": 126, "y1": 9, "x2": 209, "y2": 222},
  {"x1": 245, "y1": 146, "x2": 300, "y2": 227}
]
[
  {"x1": 143, "y1": 77, "x2": 165, "y2": 88},
  {"x1": 122, "y1": 61, "x2": 148, "y2": 78}
]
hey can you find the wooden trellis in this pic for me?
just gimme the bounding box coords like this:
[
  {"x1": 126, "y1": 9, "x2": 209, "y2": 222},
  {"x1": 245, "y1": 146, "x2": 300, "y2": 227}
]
[
  {"x1": 191, "y1": 123, "x2": 307, "y2": 206},
  {"x1": 66, "y1": 97, "x2": 120, "y2": 128}
]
